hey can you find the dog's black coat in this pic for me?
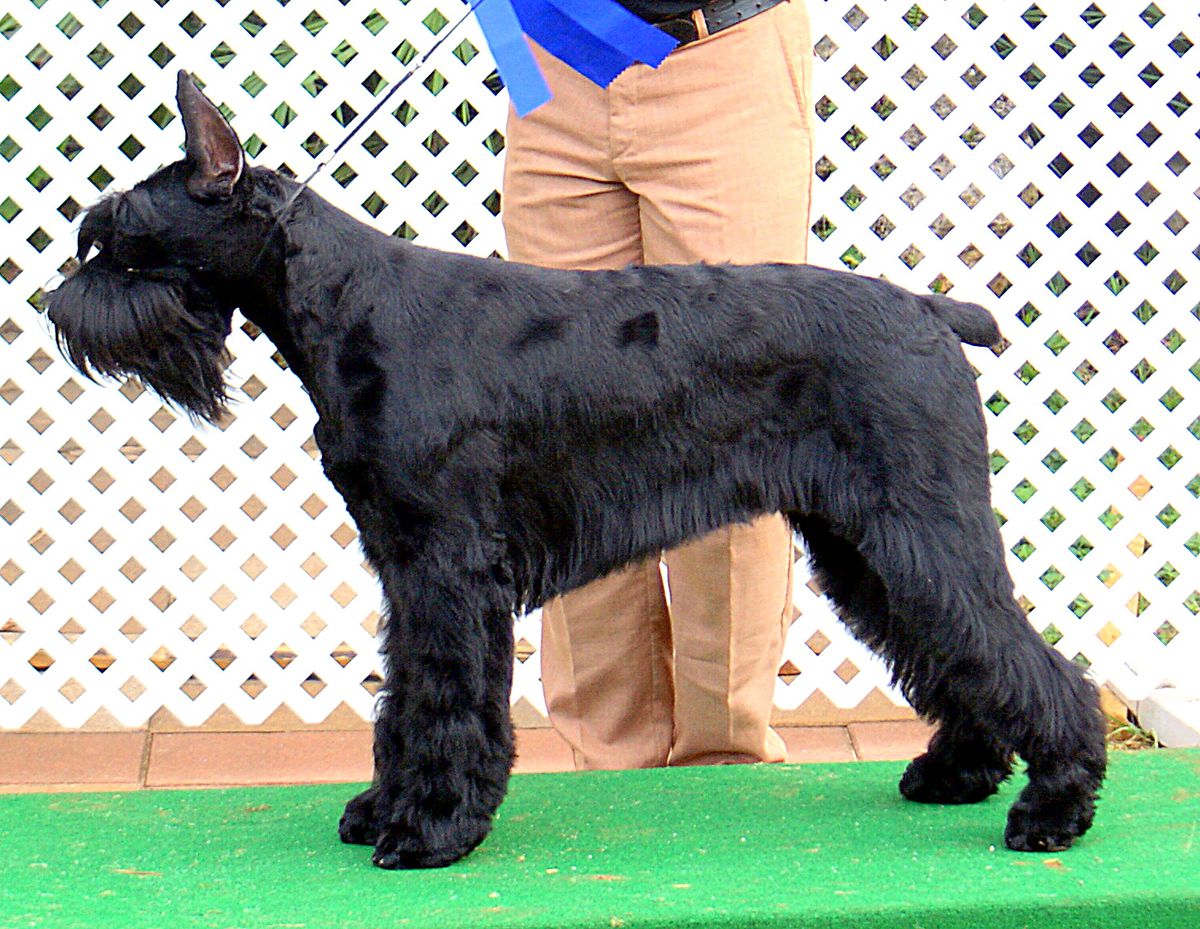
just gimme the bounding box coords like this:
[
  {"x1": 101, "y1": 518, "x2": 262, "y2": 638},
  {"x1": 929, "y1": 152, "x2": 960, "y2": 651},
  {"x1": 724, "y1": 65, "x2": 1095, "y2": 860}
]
[{"x1": 46, "y1": 73, "x2": 1107, "y2": 869}]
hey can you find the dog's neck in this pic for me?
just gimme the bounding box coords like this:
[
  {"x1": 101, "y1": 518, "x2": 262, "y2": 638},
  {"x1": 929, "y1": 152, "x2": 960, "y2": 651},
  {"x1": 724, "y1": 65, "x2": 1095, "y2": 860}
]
[{"x1": 242, "y1": 177, "x2": 399, "y2": 406}]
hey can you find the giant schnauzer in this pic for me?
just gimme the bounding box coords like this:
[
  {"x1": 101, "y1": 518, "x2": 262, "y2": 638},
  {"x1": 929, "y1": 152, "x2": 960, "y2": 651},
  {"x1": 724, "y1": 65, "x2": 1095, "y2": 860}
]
[{"x1": 46, "y1": 72, "x2": 1106, "y2": 869}]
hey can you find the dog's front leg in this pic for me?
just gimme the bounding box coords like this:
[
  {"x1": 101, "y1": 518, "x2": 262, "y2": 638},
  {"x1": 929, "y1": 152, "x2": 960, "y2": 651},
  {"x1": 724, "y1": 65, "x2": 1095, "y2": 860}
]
[
  {"x1": 337, "y1": 701, "x2": 405, "y2": 846},
  {"x1": 368, "y1": 557, "x2": 515, "y2": 869}
]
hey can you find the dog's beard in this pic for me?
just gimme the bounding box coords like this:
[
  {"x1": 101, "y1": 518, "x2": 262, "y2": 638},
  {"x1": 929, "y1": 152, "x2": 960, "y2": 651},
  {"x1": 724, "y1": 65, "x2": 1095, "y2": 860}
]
[{"x1": 46, "y1": 257, "x2": 233, "y2": 424}]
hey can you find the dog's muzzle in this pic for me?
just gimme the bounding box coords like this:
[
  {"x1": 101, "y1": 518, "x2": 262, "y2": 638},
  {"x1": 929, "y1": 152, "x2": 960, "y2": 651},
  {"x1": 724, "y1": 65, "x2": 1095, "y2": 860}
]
[{"x1": 649, "y1": 0, "x2": 788, "y2": 47}]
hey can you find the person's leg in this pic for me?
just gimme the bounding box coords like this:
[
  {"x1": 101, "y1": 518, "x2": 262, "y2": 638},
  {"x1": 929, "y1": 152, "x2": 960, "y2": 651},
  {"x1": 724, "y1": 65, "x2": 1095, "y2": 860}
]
[
  {"x1": 502, "y1": 48, "x2": 643, "y2": 271},
  {"x1": 666, "y1": 516, "x2": 795, "y2": 766},
  {"x1": 609, "y1": 0, "x2": 815, "y2": 765},
  {"x1": 538, "y1": 564, "x2": 674, "y2": 769},
  {"x1": 617, "y1": 0, "x2": 814, "y2": 268},
  {"x1": 502, "y1": 50, "x2": 674, "y2": 770},
  {"x1": 504, "y1": 0, "x2": 816, "y2": 269}
]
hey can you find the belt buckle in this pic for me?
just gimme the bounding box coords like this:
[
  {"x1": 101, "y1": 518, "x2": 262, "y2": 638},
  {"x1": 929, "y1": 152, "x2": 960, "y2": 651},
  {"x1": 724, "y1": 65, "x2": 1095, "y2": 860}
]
[{"x1": 656, "y1": 14, "x2": 701, "y2": 46}]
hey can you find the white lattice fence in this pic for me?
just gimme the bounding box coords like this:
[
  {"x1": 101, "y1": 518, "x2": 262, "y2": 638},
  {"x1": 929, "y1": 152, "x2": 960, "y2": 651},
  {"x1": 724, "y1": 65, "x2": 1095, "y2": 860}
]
[
  {"x1": 796, "y1": 0, "x2": 1200, "y2": 707},
  {"x1": 0, "y1": 0, "x2": 520, "y2": 728},
  {"x1": 0, "y1": 0, "x2": 1196, "y2": 729}
]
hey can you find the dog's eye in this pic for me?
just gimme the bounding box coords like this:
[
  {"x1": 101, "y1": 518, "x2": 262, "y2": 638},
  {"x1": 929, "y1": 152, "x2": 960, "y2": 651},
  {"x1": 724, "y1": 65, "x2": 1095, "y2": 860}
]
[{"x1": 110, "y1": 232, "x2": 167, "y2": 273}]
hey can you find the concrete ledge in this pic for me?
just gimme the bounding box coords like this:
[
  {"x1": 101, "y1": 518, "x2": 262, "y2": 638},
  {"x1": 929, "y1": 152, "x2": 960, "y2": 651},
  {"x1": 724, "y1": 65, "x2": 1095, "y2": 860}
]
[{"x1": 1124, "y1": 686, "x2": 1200, "y2": 747}]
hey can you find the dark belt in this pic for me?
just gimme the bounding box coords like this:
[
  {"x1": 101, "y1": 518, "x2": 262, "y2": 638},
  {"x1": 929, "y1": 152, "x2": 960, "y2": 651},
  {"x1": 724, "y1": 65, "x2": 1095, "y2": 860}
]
[{"x1": 650, "y1": 0, "x2": 787, "y2": 48}]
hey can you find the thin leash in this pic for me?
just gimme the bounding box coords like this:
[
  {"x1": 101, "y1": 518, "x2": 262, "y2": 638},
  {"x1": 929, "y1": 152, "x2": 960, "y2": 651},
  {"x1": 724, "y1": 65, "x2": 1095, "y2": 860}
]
[
  {"x1": 46, "y1": 0, "x2": 495, "y2": 296},
  {"x1": 269, "y1": 0, "x2": 492, "y2": 226}
]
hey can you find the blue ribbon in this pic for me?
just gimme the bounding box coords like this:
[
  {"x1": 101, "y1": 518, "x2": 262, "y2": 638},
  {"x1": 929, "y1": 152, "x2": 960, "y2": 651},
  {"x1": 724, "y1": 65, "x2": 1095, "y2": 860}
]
[{"x1": 471, "y1": 0, "x2": 678, "y2": 116}]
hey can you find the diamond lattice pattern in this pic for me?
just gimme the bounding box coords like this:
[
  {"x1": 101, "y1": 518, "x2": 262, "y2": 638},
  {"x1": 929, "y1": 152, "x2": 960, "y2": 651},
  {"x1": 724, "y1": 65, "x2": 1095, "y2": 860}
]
[{"x1": 1, "y1": 0, "x2": 1196, "y2": 727}]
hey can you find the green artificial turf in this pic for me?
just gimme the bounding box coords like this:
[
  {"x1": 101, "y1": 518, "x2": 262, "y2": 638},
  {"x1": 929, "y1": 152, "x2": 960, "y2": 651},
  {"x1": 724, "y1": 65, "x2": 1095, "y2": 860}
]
[{"x1": 1, "y1": 750, "x2": 1197, "y2": 929}]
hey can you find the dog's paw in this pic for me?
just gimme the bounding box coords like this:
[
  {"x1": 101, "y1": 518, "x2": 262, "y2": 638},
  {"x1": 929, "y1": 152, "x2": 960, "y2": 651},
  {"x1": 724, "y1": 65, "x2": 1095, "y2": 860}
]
[
  {"x1": 371, "y1": 817, "x2": 491, "y2": 870},
  {"x1": 338, "y1": 787, "x2": 381, "y2": 846},
  {"x1": 899, "y1": 751, "x2": 1006, "y2": 805},
  {"x1": 1004, "y1": 798, "x2": 1092, "y2": 853}
]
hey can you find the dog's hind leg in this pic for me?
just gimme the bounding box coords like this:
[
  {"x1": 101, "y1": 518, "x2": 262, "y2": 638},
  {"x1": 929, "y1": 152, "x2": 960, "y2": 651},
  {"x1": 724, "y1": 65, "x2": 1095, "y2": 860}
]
[
  {"x1": 792, "y1": 516, "x2": 1014, "y2": 804},
  {"x1": 898, "y1": 719, "x2": 1012, "y2": 806},
  {"x1": 790, "y1": 512, "x2": 1106, "y2": 851}
]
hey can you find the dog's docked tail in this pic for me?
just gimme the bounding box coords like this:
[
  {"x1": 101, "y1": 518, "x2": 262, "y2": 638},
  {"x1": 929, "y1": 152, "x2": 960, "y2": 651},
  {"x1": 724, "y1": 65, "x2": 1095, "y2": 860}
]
[{"x1": 923, "y1": 294, "x2": 1001, "y2": 347}]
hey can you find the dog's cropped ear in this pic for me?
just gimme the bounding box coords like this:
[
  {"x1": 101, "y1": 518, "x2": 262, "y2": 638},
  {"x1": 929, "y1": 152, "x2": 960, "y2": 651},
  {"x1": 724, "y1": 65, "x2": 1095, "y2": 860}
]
[{"x1": 176, "y1": 70, "x2": 244, "y2": 202}]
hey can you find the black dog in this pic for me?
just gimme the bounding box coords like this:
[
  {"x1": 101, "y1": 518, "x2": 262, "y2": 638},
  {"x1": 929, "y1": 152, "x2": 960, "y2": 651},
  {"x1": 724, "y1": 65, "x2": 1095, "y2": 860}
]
[{"x1": 46, "y1": 72, "x2": 1106, "y2": 869}]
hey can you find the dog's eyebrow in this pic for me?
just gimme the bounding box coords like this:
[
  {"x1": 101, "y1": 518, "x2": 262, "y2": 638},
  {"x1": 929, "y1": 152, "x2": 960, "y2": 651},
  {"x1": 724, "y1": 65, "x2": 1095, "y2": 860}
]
[{"x1": 77, "y1": 197, "x2": 117, "y2": 260}]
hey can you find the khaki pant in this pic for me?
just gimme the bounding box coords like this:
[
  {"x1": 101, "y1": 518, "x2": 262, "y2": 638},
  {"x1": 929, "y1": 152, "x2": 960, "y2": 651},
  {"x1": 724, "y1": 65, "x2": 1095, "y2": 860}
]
[{"x1": 502, "y1": 0, "x2": 813, "y2": 769}]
